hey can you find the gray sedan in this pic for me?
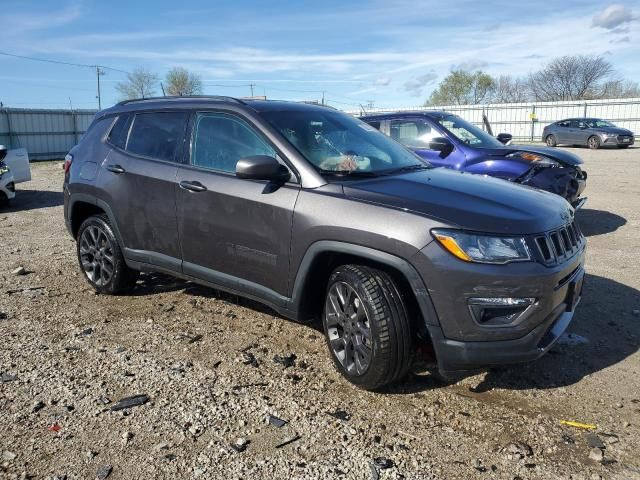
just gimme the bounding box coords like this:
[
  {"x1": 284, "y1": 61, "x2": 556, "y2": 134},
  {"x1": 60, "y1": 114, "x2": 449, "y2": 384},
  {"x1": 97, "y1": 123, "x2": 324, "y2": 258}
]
[{"x1": 542, "y1": 118, "x2": 635, "y2": 149}]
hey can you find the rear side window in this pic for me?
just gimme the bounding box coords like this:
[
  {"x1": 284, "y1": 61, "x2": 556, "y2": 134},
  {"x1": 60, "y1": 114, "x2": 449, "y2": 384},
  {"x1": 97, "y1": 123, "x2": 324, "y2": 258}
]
[
  {"x1": 126, "y1": 112, "x2": 189, "y2": 162},
  {"x1": 366, "y1": 121, "x2": 381, "y2": 130},
  {"x1": 107, "y1": 114, "x2": 131, "y2": 149}
]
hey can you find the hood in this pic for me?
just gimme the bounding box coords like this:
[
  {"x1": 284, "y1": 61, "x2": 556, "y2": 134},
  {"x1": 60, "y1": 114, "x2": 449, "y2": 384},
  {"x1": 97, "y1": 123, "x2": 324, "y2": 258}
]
[
  {"x1": 476, "y1": 144, "x2": 583, "y2": 167},
  {"x1": 590, "y1": 126, "x2": 633, "y2": 136},
  {"x1": 343, "y1": 168, "x2": 573, "y2": 235}
]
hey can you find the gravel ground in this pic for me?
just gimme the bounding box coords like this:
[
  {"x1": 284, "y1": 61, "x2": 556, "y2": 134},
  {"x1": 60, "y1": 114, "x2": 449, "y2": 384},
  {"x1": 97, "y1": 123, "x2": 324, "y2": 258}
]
[{"x1": 1, "y1": 146, "x2": 639, "y2": 480}]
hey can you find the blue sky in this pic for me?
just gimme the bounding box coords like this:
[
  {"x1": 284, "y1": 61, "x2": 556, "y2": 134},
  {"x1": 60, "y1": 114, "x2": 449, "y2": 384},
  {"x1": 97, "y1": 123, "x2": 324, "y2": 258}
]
[{"x1": 1, "y1": 0, "x2": 639, "y2": 110}]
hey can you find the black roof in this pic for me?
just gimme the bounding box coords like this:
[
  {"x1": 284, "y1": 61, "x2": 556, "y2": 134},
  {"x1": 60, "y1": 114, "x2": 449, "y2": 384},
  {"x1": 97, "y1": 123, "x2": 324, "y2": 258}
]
[
  {"x1": 360, "y1": 110, "x2": 454, "y2": 120},
  {"x1": 101, "y1": 96, "x2": 336, "y2": 117}
]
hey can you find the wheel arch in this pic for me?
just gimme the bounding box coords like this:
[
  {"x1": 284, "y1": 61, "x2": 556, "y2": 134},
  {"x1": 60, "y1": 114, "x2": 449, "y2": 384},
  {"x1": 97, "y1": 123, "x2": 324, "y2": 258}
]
[
  {"x1": 68, "y1": 194, "x2": 124, "y2": 244},
  {"x1": 288, "y1": 241, "x2": 439, "y2": 337}
]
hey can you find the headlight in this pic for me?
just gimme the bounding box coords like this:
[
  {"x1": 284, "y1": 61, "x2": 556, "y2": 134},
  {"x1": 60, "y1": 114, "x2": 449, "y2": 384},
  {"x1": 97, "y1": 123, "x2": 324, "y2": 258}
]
[
  {"x1": 432, "y1": 229, "x2": 531, "y2": 264},
  {"x1": 604, "y1": 133, "x2": 617, "y2": 137},
  {"x1": 506, "y1": 151, "x2": 559, "y2": 167}
]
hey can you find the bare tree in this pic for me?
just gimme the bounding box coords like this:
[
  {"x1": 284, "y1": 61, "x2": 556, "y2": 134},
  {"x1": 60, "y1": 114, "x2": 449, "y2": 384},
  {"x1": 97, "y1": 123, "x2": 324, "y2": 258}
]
[
  {"x1": 491, "y1": 75, "x2": 530, "y2": 103},
  {"x1": 528, "y1": 55, "x2": 616, "y2": 101},
  {"x1": 115, "y1": 68, "x2": 159, "y2": 100},
  {"x1": 164, "y1": 67, "x2": 203, "y2": 96},
  {"x1": 426, "y1": 70, "x2": 495, "y2": 106},
  {"x1": 601, "y1": 79, "x2": 640, "y2": 99}
]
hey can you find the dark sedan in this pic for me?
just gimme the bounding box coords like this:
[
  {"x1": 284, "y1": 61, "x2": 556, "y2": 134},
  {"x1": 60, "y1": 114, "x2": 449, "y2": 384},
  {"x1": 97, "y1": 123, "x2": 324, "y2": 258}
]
[
  {"x1": 361, "y1": 111, "x2": 587, "y2": 208},
  {"x1": 543, "y1": 118, "x2": 635, "y2": 149}
]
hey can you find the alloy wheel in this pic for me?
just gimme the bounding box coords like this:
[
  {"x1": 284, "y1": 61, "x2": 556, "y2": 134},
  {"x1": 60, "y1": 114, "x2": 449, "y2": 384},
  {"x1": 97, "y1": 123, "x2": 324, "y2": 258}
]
[
  {"x1": 79, "y1": 225, "x2": 115, "y2": 286},
  {"x1": 325, "y1": 281, "x2": 372, "y2": 375}
]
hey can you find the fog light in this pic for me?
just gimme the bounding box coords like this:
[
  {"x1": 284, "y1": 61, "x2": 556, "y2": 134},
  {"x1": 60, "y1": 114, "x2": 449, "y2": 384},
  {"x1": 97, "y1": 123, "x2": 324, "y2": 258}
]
[{"x1": 468, "y1": 297, "x2": 535, "y2": 327}]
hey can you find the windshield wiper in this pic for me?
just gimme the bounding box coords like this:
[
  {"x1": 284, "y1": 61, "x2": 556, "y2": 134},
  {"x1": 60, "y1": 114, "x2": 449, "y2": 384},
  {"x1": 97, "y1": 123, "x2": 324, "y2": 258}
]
[
  {"x1": 381, "y1": 164, "x2": 432, "y2": 175},
  {"x1": 318, "y1": 169, "x2": 381, "y2": 177}
]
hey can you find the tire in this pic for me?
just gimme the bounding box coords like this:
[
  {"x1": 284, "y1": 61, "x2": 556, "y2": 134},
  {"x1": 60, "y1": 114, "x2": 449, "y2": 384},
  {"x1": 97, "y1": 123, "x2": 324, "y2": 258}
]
[
  {"x1": 322, "y1": 264, "x2": 413, "y2": 390},
  {"x1": 76, "y1": 215, "x2": 139, "y2": 294},
  {"x1": 587, "y1": 135, "x2": 601, "y2": 150},
  {"x1": 545, "y1": 134, "x2": 557, "y2": 147},
  {"x1": 617, "y1": 144, "x2": 630, "y2": 149}
]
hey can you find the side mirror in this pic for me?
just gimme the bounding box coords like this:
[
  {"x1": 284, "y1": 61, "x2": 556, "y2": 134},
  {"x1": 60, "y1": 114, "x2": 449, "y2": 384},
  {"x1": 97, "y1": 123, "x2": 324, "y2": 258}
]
[
  {"x1": 496, "y1": 133, "x2": 513, "y2": 145},
  {"x1": 428, "y1": 136, "x2": 453, "y2": 153},
  {"x1": 579, "y1": 124, "x2": 587, "y2": 129},
  {"x1": 236, "y1": 155, "x2": 290, "y2": 182},
  {"x1": 0, "y1": 145, "x2": 7, "y2": 162}
]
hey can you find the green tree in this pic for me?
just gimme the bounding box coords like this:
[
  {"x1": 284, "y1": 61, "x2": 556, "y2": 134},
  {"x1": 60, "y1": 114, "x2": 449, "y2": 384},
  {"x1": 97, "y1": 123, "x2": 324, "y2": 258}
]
[
  {"x1": 115, "y1": 68, "x2": 159, "y2": 100},
  {"x1": 164, "y1": 67, "x2": 203, "y2": 96},
  {"x1": 426, "y1": 70, "x2": 495, "y2": 106}
]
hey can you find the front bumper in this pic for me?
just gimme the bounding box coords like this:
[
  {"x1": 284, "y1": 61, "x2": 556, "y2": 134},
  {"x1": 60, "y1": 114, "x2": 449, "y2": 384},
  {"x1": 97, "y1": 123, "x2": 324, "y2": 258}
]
[
  {"x1": 1, "y1": 173, "x2": 16, "y2": 200},
  {"x1": 601, "y1": 134, "x2": 634, "y2": 146},
  {"x1": 519, "y1": 166, "x2": 587, "y2": 205},
  {"x1": 412, "y1": 232, "x2": 586, "y2": 374},
  {"x1": 430, "y1": 267, "x2": 583, "y2": 374}
]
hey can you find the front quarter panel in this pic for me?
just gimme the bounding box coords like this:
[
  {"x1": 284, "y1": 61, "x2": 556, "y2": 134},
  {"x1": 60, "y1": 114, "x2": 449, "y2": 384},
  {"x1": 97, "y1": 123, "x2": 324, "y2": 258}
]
[{"x1": 289, "y1": 185, "x2": 442, "y2": 290}]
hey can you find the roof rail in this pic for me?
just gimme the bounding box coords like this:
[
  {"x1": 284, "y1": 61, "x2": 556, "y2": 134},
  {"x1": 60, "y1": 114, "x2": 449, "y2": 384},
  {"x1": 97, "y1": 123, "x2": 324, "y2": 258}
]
[{"x1": 116, "y1": 95, "x2": 246, "y2": 106}]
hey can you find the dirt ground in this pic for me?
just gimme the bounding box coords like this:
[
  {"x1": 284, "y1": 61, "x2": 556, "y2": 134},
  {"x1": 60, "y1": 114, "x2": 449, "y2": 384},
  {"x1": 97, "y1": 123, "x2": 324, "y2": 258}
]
[{"x1": 1, "y1": 146, "x2": 639, "y2": 480}]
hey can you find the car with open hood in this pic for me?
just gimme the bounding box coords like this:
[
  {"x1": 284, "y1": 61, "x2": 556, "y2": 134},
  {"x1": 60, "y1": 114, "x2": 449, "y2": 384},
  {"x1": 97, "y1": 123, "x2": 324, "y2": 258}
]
[
  {"x1": 63, "y1": 97, "x2": 586, "y2": 390},
  {"x1": 361, "y1": 111, "x2": 587, "y2": 208}
]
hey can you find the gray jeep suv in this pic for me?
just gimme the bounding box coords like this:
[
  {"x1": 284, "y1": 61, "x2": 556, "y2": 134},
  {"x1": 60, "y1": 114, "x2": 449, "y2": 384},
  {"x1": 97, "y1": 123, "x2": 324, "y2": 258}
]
[{"x1": 63, "y1": 97, "x2": 586, "y2": 390}]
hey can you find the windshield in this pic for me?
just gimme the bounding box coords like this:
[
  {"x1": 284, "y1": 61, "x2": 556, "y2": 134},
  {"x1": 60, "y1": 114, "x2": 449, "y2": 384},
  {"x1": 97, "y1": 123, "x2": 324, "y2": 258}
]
[
  {"x1": 261, "y1": 109, "x2": 430, "y2": 176},
  {"x1": 585, "y1": 119, "x2": 615, "y2": 128},
  {"x1": 436, "y1": 115, "x2": 503, "y2": 148}
]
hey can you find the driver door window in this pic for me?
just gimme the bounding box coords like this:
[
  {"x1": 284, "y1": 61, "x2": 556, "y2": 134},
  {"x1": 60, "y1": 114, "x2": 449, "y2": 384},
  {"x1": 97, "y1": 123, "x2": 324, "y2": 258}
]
[
  {"x1": 390, "y1": 120, "x2": 436, "y2": 149},
  {"x1": 192, "y1": 113, "x2": 276, "y2": 173}
]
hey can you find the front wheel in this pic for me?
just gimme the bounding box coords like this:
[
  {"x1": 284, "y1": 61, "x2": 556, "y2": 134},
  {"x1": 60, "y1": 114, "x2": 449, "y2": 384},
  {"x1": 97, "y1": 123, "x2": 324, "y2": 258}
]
[
  {"x1": 323, "y1": 265, "x2": 413, "y2": 390},
  {"x1": 588, "y1": 135, "x2": 601, "y2": 150},
  {"x1": 545, "y1": 134, "x2": 557, "y2": 147},
  {"x1": 77, "y1": 215, "x2": 139, "y2": 294}
]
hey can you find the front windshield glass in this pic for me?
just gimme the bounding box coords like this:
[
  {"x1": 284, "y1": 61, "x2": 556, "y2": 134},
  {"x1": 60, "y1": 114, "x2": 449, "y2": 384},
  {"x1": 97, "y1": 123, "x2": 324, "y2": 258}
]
[
  {"x1": 436, "y1": 115, "x2": 503, "y2": 148},
  {"x1": 585, "y1": 119, "x2": 615, "y2": 128},
  {"x1": 261, "y1": 109, "x2": 430, "y2": 176}
]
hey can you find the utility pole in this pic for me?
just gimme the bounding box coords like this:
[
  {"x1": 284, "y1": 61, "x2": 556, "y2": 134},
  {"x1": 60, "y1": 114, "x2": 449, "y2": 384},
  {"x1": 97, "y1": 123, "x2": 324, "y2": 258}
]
[
  {"x1": 249, "y1": 83, "x2": 255, "y2": 97},
  {"x1": 96, "y1": 66, "x2": 105, "y2": 110},
  {"x1": 161, "y1": 82, "x2": 166, "y2": 96},
  {"x1": 321, "y1": 91, "x2": 325, "y2": 105}
]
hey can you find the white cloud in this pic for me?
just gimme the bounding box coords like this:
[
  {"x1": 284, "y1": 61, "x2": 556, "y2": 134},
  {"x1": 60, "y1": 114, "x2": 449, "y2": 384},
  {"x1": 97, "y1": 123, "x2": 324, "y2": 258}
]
[
  {"x1": 451, "y1": 60, "x2": 490, "y2": 72},
  {"x1": 592, "y1": 4, "x2": 634, "y2": 30},
  {"x1": 5, "y1": 3, "x2": 82, "y2": 32},
  {"x1": 374, "y1": 77, "x2": 391, "y2": 86},
  {"x1": 403, "y1": 72, "x2": 438, "y2": 97}
]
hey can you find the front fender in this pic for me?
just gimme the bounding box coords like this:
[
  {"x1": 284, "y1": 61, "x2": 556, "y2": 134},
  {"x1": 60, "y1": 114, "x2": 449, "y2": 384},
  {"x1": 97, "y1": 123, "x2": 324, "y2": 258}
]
[{"x1": 288, "y1": 240, "x2": 440, "y2": 327}]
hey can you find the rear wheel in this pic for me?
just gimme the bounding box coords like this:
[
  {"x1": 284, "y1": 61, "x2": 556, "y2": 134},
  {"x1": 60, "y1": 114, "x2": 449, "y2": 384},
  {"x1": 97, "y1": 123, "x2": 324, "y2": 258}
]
[
  {"x1": 77, "y1": 215, "x2": 138, "y2": 294},
  {"x1": 322, "y1": 264, "x2": 413, "y2": 390},
  {"x1": 545, "y1": 134, "x2": 557, "y2": 147},
  {"x1": 588, "y1": 135, "x2": 601, "y2": 150}
]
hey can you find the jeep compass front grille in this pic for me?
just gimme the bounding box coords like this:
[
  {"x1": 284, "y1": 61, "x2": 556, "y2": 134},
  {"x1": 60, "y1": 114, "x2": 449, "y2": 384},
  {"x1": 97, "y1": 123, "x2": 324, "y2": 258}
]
[{"x1": 534, "y1": 221, "x2": 584, "y2": 265}]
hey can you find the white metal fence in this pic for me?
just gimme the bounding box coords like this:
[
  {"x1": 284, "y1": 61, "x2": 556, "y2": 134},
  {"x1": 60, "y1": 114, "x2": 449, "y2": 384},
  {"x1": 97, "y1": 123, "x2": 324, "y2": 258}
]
[
  {"x1": 351, "y1": 98, "x2": 640, "y2": 142},
  {"x1": 1, "y1": 98, "x2": 638, "y2": 160},
  {"x1": 0, "y1": 108, "x2": 97, "y2": 160}
]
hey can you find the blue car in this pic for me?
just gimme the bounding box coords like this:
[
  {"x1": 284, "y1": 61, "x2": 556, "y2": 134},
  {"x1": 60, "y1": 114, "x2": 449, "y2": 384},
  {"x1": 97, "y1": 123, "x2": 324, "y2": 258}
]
[{"x1": 361, "y1": 111, "x2": 587, "y2": 208}]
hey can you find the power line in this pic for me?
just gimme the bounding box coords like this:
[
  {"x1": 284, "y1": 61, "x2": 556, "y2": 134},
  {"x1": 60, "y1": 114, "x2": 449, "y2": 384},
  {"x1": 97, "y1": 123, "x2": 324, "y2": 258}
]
[
  {"x1": 0, "y1": 50, "x2": 130, "y2": 110},
  {"x1": 0, "y1": 51, "x2": 129, "y2": 74}
]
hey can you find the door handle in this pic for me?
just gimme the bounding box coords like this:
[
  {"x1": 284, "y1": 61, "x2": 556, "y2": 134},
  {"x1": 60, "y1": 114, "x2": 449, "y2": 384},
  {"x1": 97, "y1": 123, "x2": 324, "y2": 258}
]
[
  {"x1": 106, "y1": 164, "x2": 126, "y2": 174},
  {"x1": 179, "y1": 180, "x2": 207, "y2": 192}
]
